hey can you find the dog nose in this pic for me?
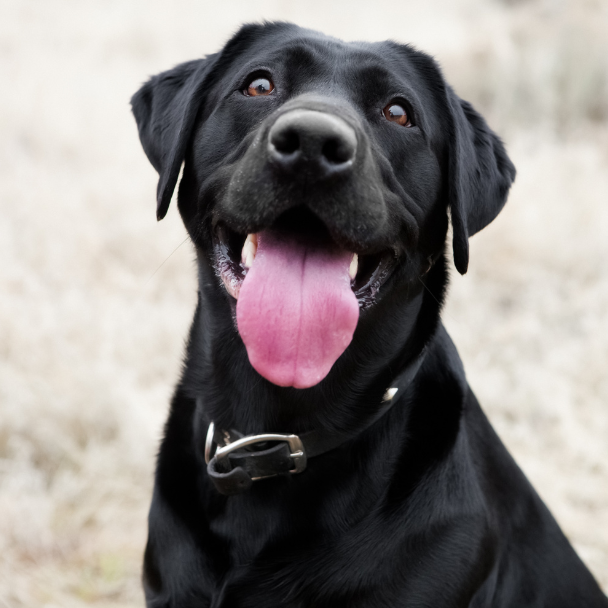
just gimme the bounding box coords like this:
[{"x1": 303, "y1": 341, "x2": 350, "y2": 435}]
[{"x1": 268, "y1": 110, "x2": 357, "y2": 177}]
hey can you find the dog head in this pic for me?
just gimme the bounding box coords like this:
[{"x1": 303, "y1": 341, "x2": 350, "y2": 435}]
[{"x1": 132, "y1": 22, "x2": 515, "y2": 392}]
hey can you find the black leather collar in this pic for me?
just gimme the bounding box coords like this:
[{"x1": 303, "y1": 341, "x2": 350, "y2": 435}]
[{"x1": 203, "y1": 349, "x2": 426, "y2": 495}]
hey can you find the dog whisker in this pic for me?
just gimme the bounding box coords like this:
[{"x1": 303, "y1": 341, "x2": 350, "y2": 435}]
[{"x1": 144, "y1": 235, "x2": 191, "y2": 285}]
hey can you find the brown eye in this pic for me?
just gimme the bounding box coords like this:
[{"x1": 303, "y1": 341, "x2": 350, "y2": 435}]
[
  {"x1": 245, "y1": 77, "x2": 274, "y2": 96},
  {"x1": 383, "y1": 103, "x2": 411, "y2": 127}
]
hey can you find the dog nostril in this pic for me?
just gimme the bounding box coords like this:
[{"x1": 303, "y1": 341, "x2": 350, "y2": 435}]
[
  {"x1": 322, "y1": 136, "x2": 355, "y2": 165},
  {"x1": 271, "y1": 128, "x2": 300, "y2": 155}
]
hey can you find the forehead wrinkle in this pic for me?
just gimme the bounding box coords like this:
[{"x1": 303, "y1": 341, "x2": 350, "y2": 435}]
[
  {"x1": 271, "y1": 39, "x2": 400, "y2": 98},
  {"x1": 268, "y1": 37, "x2": 345, "y2": 76}
]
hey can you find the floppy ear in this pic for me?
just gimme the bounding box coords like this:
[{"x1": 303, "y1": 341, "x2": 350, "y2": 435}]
[
  {"x1": 446, "y1": 87, "x2": 516, "y2": 274},
  {"x1": 131, "y1": 55, "x2": 218, "y2": 220}
]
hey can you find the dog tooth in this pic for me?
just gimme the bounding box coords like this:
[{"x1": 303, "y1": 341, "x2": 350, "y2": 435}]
[
  {"x1": 349, "y1": 253, "x2": 358, "y2": 280},
  {"x1": 241, "y1": 234, "x2": 258, "y2": 268},
  {"x1": 383, "y1": 387, "x2": 399, "y2": 402}
]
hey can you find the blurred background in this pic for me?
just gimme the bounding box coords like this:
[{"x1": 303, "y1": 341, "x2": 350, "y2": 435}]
[{"x1": 1, "y1": 0, "x2": 607, "y2": 605}]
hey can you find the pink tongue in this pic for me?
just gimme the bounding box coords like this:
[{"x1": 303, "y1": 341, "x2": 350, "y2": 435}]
[{"x1": 236, "y1": 231, "x2": 359, "y2": 389}]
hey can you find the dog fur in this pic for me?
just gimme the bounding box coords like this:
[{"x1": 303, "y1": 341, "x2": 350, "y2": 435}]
[{"x1": 131, "y1": 22, "x2": 608, "y2": 607}]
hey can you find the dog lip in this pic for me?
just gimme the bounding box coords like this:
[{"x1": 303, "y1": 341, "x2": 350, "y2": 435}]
[
  {"x1": 213, "y1": 224, "x2": 248, "y2": 300},
  {"x1": 352, "y1": 250, "x2": 398, "y2": 309}
]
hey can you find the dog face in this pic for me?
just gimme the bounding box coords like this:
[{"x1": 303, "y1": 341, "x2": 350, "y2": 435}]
[{"x1": 132, "y1": 22, "x2": 515, "y2": 391}]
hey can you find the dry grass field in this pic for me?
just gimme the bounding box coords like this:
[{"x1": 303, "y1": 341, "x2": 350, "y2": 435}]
[{"x1": 0, "y1": 0, "x2": 607, "y2": 605}]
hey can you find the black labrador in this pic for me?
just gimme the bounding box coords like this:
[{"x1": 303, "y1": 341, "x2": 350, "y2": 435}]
[{"x1": 131, "y1": 22, "x2": 607, "y2": 608}]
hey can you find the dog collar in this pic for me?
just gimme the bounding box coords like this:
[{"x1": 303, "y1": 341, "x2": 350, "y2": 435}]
[{"x1": 204, "y1": 349, "x2": 426, "y2": 495}]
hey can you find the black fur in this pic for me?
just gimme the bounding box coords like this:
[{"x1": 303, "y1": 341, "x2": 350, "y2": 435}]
[{"x1": 131, "y1": 22, "x2": 607, "y2": 607}]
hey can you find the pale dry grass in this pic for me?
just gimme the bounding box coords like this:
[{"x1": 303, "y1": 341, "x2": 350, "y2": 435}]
[{"x1": 0, "y1": 0, "x2": 606, "y2": 605}]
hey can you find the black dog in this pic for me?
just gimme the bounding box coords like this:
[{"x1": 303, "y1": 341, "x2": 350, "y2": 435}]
[{"x1": 131, "y1": 22, "x2": 607, "y2": 607}]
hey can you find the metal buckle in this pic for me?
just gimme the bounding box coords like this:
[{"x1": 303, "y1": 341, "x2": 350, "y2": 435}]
[
  {"x1": 205, "y1": 421, "x2": 217, "y2": 464},
  {"x1": 205, "y1": 422, "x2": 307, "y2": 475}
]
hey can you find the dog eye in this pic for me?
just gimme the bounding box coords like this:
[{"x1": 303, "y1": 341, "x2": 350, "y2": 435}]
[
  {"x1": 383, "y1": 103, "x2": 411, "y2": 127},
  {"x1": 244, "y1": 77, "x2": 275, "y2": 97}
]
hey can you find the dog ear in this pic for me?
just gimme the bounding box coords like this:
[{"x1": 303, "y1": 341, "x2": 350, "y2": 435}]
[
  {"x1": 131, "y1": 56, "x2": 218, "y2": 220},
  {"x1": 446, "y1": 87, "x2": 516, "y2": 274}
]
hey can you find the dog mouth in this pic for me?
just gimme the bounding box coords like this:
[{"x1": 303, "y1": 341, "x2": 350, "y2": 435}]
[
  {"x1": 212, "y1": 208, "x2": 397, "y2": 389},
  {"x1": 213, "y1": 213, "x2": 396, "y2": 307}
]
